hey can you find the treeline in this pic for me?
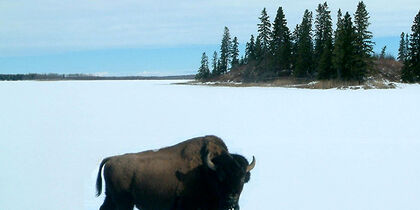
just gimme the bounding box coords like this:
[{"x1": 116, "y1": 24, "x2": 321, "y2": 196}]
[
  {"x1": 0, "y1": 73, "x2": 194, "y2": 81},
  {"x1": 196, "y1": 2, "x2": 420, "y2": 83},
  {"x1": 0, "y1": 73, "x2": 66, "y2": 81}
]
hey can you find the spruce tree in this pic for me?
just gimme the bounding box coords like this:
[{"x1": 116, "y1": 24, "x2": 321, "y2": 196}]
[
  {"x1": 314, "y1": 3, "x2": 324, "y2": 60},
  {"x1": 333, "y1": 12, "x2": 357, "y2": 80},
  {"x1": 398, "y1": 32, "x2": 407, "y2": 61},
  {"x1": 211, "y1": 51, "x2": 218, "y2": 76},
  {"x1": 314, "y1": 3, "x2": 332, "y2": 60},
  {"x1": 318, "y1": 39, "x2": 334, "y2": 79},
  {"x1": 217, "y1": 60, "x2": 221, "y2": 75},
  {"x1": 239, "y1": 56, "x2": 245, "y2": 65},
  {"x1": 219, "y1": 26, "x2": 232, "y2": 75},
  {"x1": 333, "y1": 9, "x2": 344, "y2": 79},
  {"x1": 271, "y1": 6, "x2": 292, "y2": 75},
  {"x1": 196, "y1": 52, "x2": 210, "y2": 80},
  {"x1": 354, "y1": 1, "x2": 374, "y2": 56},
  {"x1": 402, "y1": 10, "x2": 420, "y2": 82},
  {"x1": 291, "y1": 24, "x2": 300, "y2": 71},
  {"x1": 231, "y1": 37, "x2": 240, "y2": 67},
  {"x1": 334, "y1": 9, "x2": 344, "y2": 40},
  {"x1": 254, "y1": 36, "x2": 264, "y2": 62},
  {"x1": 314, "y1": 2, "x2": 334, "y2": 79},
  {"x1": 257, "y1": 8, "x2": 272, "y2": 54},
  {"x1": 294, "y1": 9, "x2": 314, "y2": 78},
  {"x1": 353, "y1": 1, "x2": 373, "y2": 80},
  {"x1": 380, "y1": 46, "x2": 387, "y2": 58},
  {"x1": 245, "y1": 35, "x2": 256, "y2": 63}
]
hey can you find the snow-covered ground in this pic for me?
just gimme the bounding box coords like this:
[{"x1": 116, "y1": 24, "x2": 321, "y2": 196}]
[{"x1": 1, "y1": 80, "x2": 419, "y2": 210}]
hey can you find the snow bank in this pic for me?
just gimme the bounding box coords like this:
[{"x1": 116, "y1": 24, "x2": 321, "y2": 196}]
[{"x1": 0, "y1": 80, "x2": 419, "y2": 210}]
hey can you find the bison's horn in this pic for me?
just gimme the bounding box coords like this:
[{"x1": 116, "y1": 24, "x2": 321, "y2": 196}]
[
  {"x1": 206, "y1": 152, "x2": 217, "y2": 171},
  {"x1": 246, "y1": 156, "x2": 256, "y2": 172}
]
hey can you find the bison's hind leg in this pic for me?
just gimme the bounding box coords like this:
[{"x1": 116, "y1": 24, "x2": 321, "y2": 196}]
[
  {"x1": 99, "y1": 193, "x2": 133, "y2": 210},
  {"x1": 99, "y1": 196, "x2": 116, "y2": 210},
  {"x1": 114, "y1": 198, "x2": 134, "y2": 210},
  {"x1": 115, "y1": 202, "x2": 134, "y2": 210},
  {"x1": 113, "y1": 193, "x2": 135, "y2": 210}
]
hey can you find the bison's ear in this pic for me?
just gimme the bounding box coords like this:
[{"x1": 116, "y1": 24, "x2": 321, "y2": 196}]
[{"x1": 205, "y1": 152, "x2": 217, "y2": 171}]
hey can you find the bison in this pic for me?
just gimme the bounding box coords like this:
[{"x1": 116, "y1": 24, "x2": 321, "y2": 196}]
[{"x1": 96, "y1": 135, "x2": 255, "y2": 210}]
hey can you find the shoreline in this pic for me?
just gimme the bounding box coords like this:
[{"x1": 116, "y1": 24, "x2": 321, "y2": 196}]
[
  {"x1": 176, "y1": 78, "x2": 399, "y2": 90},
  {"x1": 0, "y1": 74, "x2": 195, "y2": 81}
]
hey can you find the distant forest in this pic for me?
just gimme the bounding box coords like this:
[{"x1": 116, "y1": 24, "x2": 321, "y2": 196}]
[
  {"x1": 196, "y1": 2, "x2": 420, "y2": 83},
  {"x1": 0, "y1": 73, "x2": 194, "y2": 81}
]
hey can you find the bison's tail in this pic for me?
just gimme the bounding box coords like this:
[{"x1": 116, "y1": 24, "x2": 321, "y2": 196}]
[{"x1": 96, "y1": 157, "x2": 110, "y2": 197}]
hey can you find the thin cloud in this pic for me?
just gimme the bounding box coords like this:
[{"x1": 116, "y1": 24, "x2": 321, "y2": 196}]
[{"x1": 0, "y1": 0, "x2": 418, "y2": 55}]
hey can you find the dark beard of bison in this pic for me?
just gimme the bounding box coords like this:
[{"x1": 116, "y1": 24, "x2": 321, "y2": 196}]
[
  {"x1": 220, "y1": 194, "x2": 240, "y2": 210},
  {"x1": 205, "y1": 153, "x2": 254, "y2": 210}
]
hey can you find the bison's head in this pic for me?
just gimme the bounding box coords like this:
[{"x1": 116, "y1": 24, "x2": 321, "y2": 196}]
[{"x1": 205, "y1": 152, "x2": 256, "y2": 210}]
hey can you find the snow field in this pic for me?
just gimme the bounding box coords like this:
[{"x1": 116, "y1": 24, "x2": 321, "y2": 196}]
[{"x1": 0, "y1": 80, "x2": 419, "y2": 210}]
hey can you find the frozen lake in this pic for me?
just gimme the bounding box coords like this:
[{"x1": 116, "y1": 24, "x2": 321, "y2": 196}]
[{"x1": 0, "y1": 80, "x2": 419, "y2": 210}]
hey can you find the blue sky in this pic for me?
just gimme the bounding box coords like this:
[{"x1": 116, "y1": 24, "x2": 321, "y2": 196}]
[{"x1": 0, "y1": 0, "x2": 418, "y2": 75}]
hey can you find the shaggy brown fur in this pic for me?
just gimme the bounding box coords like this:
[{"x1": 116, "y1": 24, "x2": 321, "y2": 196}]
[{"x1": 96, "y1": 135, "x2": 254, "y2": 210}]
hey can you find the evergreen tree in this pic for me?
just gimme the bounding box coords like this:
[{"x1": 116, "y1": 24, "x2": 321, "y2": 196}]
[
  {"x1": 334, "y1": 9, "x2": 344, "y2": 40},
  {"x1": 245, "y1": 35, "x2": 256, "y2": 63},
  {"x1": 219, "y1": 26, "x2": 232, "y2": 75},
  {"x1": 314, "y1": 2, "x2": 334, "y2": 79},
  {"x1": 380, "y1": 46, "x2": 387, "y2": 58},
  {"x1": 217, "y1": 60, "x2": 221, "y2": 75},
  {"x1": 353, "y1": 1, "x2": 373, "y2": 80},
  {"x1": 254, "y1": 36, "x2": 264, "y2": 63},
  {"x1": 291, "y1": 24, "x2": 300, "y2": 71},
  {"x1": 294, "y1": 9, "x2": 314, "y2": 78},
  {"x1": 196, "y1": 52, "x2": 210, "y2": 80},
  {"x1": 318, "y1": 39, "x2": 334, "y2": 79},
  {"x1": 257, "y1": 8, "x2": 272, "y2": 54},
  {"x1": 211, "y1": 51, "x2": 218, "y2": 76},
  {"x1": 405, "y1": 34, "x2": 410, "y2": 56},
  {"x1": 231, "y1": 37, "x2": 240, "y2": 67},
  {"x1": 239, "y1": 56, "x2": 245, "y2": 65},
  {"x1": 332, "y1": 9, "x2": 344, "y2": 79},
  {"x1": 333, "y1": 12, "x2": 357, "y2": 80},
  {"x1": 402, "y1": 10, "x2": 420, "y2": 82},
  {"x1": 398, "y1": 32, "x2": 407, "y2": 61},
  {"x1": 314, "y1": 4, "x2": 324, "y2": 60},
  {"x1": 271, "y1": 6, "x2": 292, "y2": 74},
  {"x1": 354, "y1": 1, "x2": 374, "y2": 56},
  {"x1": 314, "y1": 3, "x2": 332, "y2": 60}
]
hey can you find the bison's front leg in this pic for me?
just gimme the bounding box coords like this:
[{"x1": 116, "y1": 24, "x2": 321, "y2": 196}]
[{"x1": 172, "y1": 196, "x2": 184, "y2": 210}]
